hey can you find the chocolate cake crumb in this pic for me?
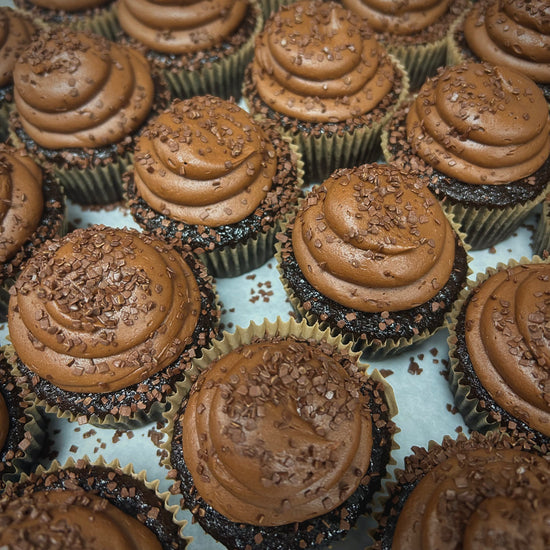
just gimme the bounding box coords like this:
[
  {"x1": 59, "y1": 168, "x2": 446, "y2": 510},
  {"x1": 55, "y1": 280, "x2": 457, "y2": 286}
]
[
  {"x1": 379, "y1": 369, "x2": 394, "y2": 378},
  {"x1": 407, "y1": 358, "x2": 423, "y2": 375}
]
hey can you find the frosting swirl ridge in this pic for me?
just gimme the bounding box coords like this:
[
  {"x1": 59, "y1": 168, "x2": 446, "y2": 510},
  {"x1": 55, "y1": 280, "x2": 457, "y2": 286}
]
[
  {"x1": 251, "y1": 0, "x2": 397, "y2": 122},
  {"x1": 13, "y1": 28, "x2": 154, "y2": 149},
  {"x1": 406, "y1": 62, "x2": 550, "y2": 185},
  {"x1": 0, "y1": 488, "x2": 162, "y2": 549},
  {"x1": 464, "y1": 0, "x2": 550, "y2": 84},
  {"x1": 8, "y1": 225, "x2": 201, "y2": 394},
  {"x1": 464, "y1": 263, "x2": 550, "y2": 436},
  {"x1": 117, "y1": 0, "x2": 248, "y2": 54},
  {"x1": 341, "y1": 0, "x2": 454, "y2": 35},
  {"x1": 0, "y1": 8, "x2": 36, "y2": 88},
  {"x1": 134, "y1": 96, "x2": 277, "y2": 227},
  {"x1": 291, "y1": 164, "x2": 456, "y2": 312},
  {"x1": 0, "y1": 147, "x2": 44, "y2": 263},
  {"x1": 392, "y1": 444, "x2": 550, "y2": 549},
  {"x1": 181, "y1": 338, "x2": 373, "y2": 526}
]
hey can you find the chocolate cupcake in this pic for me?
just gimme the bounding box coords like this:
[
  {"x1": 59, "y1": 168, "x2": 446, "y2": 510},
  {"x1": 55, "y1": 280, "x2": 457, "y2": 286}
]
[
  {"x1": 115, "y1": 0, "x2": 263, "y2": 101},
  {"x1": 448, "y1": 258, "x2": 550, "y2": 447},
  {"x1": 0, "y1": 7, "x2": 38, "y2": 141},
  {"x1": 243, "y1": 0, "x2": 409, "y2": 183},
  {"x1": 341, "y1": 0, "x2": 470, "y2": 89},
  {"x1": 276, "y1": 163, "x2": 470, "y2": 357},
  {"x1": 382, "y1": 60, "x2": 550, "y2": 249},
  {"x1": 10, "y1": 28, "x2": 169, "y2": 206},
  {"x1": 13, "y1": 0, "x2": 118, "y2": 39},
  {"x1": 126, "y1": 95, "x2": 304, "y2": 278},
  {"x1": 7, "y1": 225, "x2": 219, "y2": 428},
  {"x1": 0, "y1": 348, "x2": 44, "y2": 488},
  {"x1": 447, "y1": 0, "x2": 550, "y2": 106},
  {"x1": 0, "y1": 145, "x2": 66, "y2": 321},
  {"x1": 533, "y1": 194, "x2": 550, "y2": 257},
  {"x1": 373, "y1": 431, "x2": 550, "y2": 550},
  {"x1": 0, "y1": 457, "x2": 188, "y2": 547},
  {"x1": 164, "y1": 317, "x2": 397, "y2": 550}
]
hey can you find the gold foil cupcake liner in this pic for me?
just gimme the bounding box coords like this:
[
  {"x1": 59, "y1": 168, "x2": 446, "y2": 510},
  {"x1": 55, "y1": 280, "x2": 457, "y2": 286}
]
[
  {"x1": 0, "y1": 357, "x2": 46, "y2": 485},
  {"x1": 532, "y1": 197, "x2": 550, "y2": 258},
  {"x1": 196, "y1": 139, "x2": 304, "y2": 278},
  {"x1": 275, "y1": 206, "x2": 472, "y2": 359},
  {"x1": 3, "y1": 455, "x2": 189, "y2": 544},
  {"x1": 447, "y1": 255, "x2": 548, "y2": 435},
  {"x1": 162, "y1": 1, "x2": 263, "y2": 101}
]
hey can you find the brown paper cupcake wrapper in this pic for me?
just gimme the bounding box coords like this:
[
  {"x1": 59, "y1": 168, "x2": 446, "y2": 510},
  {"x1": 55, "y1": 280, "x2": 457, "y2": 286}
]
[
  {"x1": 8, "y1": 123, "x2": 132, "y2": 206},
  {"x1": 445, "y1": 6, "x2": 472, "y2": 67},
  {"x1": 196, "y1": 140, "x2": 304, "y2": 278},
  {"x1": 161, "y1": 316, "x2": 399, "y2": 464},
  {"x1": 288, "y1": 55, "x2": 409, "y2": 184},
  {"x1": 162, "y1": 2, "x2": 263, "y2": 101},
  {"x1": 447, "y1": 255, "x2": 548, "y2": 436},
  {"x1": 69, "y1": 5, "x2": 119, "y2": 40},
  {"x1": 439, "y1": 188, "x2": 550, "y2": 250},
  {"x1": 532, "y1": 197, "x2": 550, "y2": 257},
  {"x1": 386, "y1": 36, "x2": 448, "y2": 91},
  {"x1": 5, "y1": 455, "x2": 189, "y2": 544},
  {"x1": 1, "y1": 359, "x2": 46, "y2": 485},
  {"x1": 52, "y1": 153, "x2": 133, "y2": 206},
  {"x1": 259, "y1": 0, "x2": 297, "y2": 19},
  {"x1": 275, "y1": 207, "x2": 472, "y2": 359}
]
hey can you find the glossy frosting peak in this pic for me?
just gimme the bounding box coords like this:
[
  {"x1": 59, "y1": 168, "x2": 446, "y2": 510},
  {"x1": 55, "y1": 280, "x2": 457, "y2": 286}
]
[
  {"x1": 0, "y1": 488, "x2": 162, "y2": 549},
  {"x1": 392, "y1": 445, "x2": 550, "y2": 549},
  {"x1": 464, "y1": 0, "x2": 550, "y2": 84},
  {"x1": 464, "y1": 263, "x2": 550, "y2": 436},
  {"x1": 117, "y1": 0, "x2": 248, "y2": 54},
  {"x1": 0, "y1": 147, "x2": 44, "y2": 264},
  {"x1": 181, "y1": 338, "x2": 373, "y2": 526},
  {"x1": 407, "y1": 62, "x2": 550, "y2": 185},
  {"x1": 0, "y1": 8, "x2": 36, "y2": 88},
  {"x1": 13, "y1": 28, "x2": 154, "y2": 149},
  {"x1": 251, "y1": 0, "x2": 397, "y2": 122},
  {"x1": 341, "y1": 0, "x2": 454, "y2": 35},
  {"x1": 8, "y1": 225, "x2": 201, "y2": 394},
  {"x1": 292, "y1": 164, "x2": 456, "y2": 312},
  {"x1": 134, "y1": 96, "x2": 277, "y2": 227}
]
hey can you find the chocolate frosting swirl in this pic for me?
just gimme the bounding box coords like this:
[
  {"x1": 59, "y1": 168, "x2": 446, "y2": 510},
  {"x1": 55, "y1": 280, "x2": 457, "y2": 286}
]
[
  {"x1": 13, "y1": 28, "x2": 154, "y2": 149},
  {"x1": 8, "y1": 225, "x2": 201, "y2": 394},
  {"x1": 0, "y1": 8, "x2": 36, "y2": 89},
  {"x1": 250, "y1": 0, "x2": 397, "y2": 122},
  {"x1": 27, "y1": 0, "x2": 111, "y2": 10},
  {"x1": 117, "y1": 0, "x2": 248, "y2": 54},
  {"x1": 464, "y1": 0, "x2": 550, "y2": 84},
  {"x1": 341, "y1": 0, "x2": 454, "y2": 35},
  {"x1": 464, "y1": 263, "x2": 550, "y2": 437},
  {"x1": 291, "y1": 164, "x2": 455, "y2": 313},
  {"x1": 134, "y1": 95, "x2": 277, "y2": 227},
  {"x1": 392, "y1": 445, "x2": 550, "y2": 549},
  {"x1": 0, "y1": 147, "x2": 44, "y2": 264},
  {"x1": 181, "y1": 338, "x2": 374, "y2": 526},
  {"x1": 406, "y1": 61, "x2": 550, "y2": 185},
  {"x1": 0, "y1": 488, "x2": 162, "y2": 549}
]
